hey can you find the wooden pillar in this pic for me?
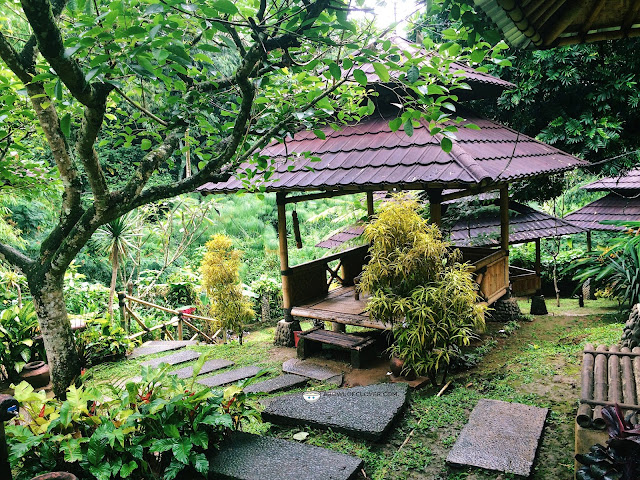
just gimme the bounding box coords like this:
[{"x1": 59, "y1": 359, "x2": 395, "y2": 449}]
[
  {"x1": 366, "y1": 191, "x2": 375, "y2": 219},
  {"x1": 277, "y1": 193, "x2": 293, "y2": 321},
  {"x1": 500, "y1": 186, "x2": 509, "y2": 252},
  {"x1": 534, "y1": 238, "x2": 541, "y2": 276},
  {"x1": 586, "y1": 230, "x2": 592, "y2": 252},
  {"x1": 427, "y1": 189, "x2": 442, "y2": 228}
]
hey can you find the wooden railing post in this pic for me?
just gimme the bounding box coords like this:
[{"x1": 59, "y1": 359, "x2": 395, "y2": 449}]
[
  {"x1": 177, "y1": 314, "x2": 183, "y2": 341},
  {"x1": 118, "y1": 292, "x2": 128, "y2": 333}
]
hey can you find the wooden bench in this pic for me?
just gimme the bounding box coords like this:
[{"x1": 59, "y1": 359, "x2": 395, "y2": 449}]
[{"x1": 297, "y1": 327, "x2": 377, "y2": 369}]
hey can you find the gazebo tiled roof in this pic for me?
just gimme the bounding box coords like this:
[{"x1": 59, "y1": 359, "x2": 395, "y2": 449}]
[
  {"x1": 316, "y1": 201, "x2": 584, "y2": 249},
  {"x1": 199, "y1": 115, "x2": 587, "y2": 195},
  {"x1": 582, "y1": 168, "x2": 640, "y2": 191},
  {"x1": 564, "y1": 193, "x2": 640, "y2": 231}
]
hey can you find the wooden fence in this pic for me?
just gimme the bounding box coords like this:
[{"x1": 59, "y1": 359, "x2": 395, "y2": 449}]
[{"x1": 117, "y1": 292, "x2": 220, "y2": 343}]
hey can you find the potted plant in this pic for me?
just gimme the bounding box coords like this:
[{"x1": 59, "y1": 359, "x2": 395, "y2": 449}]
[
  {"x1": 359, "y1": 195, "x2": 486, "y2": 386},
  {"x1": 0, "y1": 302, "x2": 47, "y2": 387}
]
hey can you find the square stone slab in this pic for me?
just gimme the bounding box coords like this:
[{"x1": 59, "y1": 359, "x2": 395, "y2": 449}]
[
  {"x1": 209, "y1": 432, "x2": 362, "y2": 480},
  {"x1": 128, "y1": 340, "x2": 196, "y2": 359},
  {"x1": 170, "y1": 359, "x2": 235, "y2": 379},
  {"x1": 262, "y1": 383, "x2": 408, "y2": 441},
  {"x1": 244, "y1": 374, "x2": 308, "y2": 394},
  {"x1": 446, "y1": 399, "x2": 548, "y2": 477},
  {"x1": 198, "y1": 366, "x2": 261, "y2": 388},
  {"x1": 140, "y1": 350, "x2": 200, "y2": 368},
  {"x1": 282, "y1": 359, "x2": 343, "y2": 385}
]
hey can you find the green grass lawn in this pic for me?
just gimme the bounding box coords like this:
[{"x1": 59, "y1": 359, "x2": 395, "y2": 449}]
[{"x1": 84, "y1": 298, "x2": 626, "y2": 479}]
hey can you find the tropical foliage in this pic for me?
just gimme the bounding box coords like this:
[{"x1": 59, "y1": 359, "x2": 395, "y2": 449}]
[
  {"x1": 75, "y1": 318, "x2": 136, "y2": 367},
  {"x1": 360, "y1": 196, "x2": 486, "y2": 385},
  {"x1": 0, "y1": 302, "x2": 45, "y2": 382},
  {"x1": 200, "y1": 234, "x2": 255, "y2": 341},
  {"x1": 6, "y1": 360, "x2": 262, "y2": 480},
  {"x1": 570, "y1": 222, "x2": 640, "y2": 308}
]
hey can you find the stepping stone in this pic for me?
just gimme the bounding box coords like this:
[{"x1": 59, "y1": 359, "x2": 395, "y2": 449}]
[
  {"x1": 262, "y1": 383, "x2": 408, "y2": 441},
  {"x1": 446, "y1": 399, "x2": 548, "y2": 477},
  {"x1": 282, "y1": 359, "x2": 343, "y2": 385},
  {"x1": 198, "y1": 366, "x2": 261, "y2": 388},
  {"x1": 140, "y1": 350, "x2": 200, "y2": 368},
  {"x1": 170, "y1": 359, "x2": 235, "y2": 379},
  {"x1": 208, "y1": 431, "x2": 363, "y2": 480},
  {"x1": 128, "y1": 340, "x2": 196, "y2": 359},
  {"x1": 244, "y1": 374, "x2": 308, "y2": 394}
]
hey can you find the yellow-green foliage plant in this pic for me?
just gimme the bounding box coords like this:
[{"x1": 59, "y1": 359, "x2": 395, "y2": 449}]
[
  {"x1": 200, "y1": 235, "x2": 254, "y2": 343},
  {"x1": 360, "y1": 195, "x2": 486, "y2": 386}
]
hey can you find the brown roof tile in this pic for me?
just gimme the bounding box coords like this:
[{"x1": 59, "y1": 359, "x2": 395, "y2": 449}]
[
  {"x1": 199, "y1": 114, "x2": 586, "y2": 195},
  {"x1": 564, "y1": 193, "x2": 640, "y2": 231},
  {"x1": 583, "y1": 169, "x2": 640, "y2": 192}
]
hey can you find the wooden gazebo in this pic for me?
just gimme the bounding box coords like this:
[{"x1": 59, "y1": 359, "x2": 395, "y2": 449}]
[
  {"x1": 474, "y1": 0, "x2": 640, "y2": 49},
  {"x1": 565, "y1": 168, "x2": 640, "y2": 247},
  {"x1": 199, "y1": 108, "x2": 585, "y2": 329}
]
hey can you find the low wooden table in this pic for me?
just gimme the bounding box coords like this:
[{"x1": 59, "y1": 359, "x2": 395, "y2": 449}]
[{"x1": 297, "y1": 327, "x2": 376, "y2": 369}]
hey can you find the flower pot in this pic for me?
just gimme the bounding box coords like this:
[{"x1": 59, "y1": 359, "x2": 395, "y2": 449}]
[
  {"x1": 31, "y1": 473, "x2": 78, "y2": 480},
  {"x1": 20, "y1": 361, "x2": 50, "y2": 389},
  {"x1": 389, "y1": 356, "x2": 416, "y2": 380}
]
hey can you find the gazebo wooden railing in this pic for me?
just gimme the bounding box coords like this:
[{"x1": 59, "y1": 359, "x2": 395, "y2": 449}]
[{"x1": 288, "y1": 244, "x2": 510, "y2": 331}]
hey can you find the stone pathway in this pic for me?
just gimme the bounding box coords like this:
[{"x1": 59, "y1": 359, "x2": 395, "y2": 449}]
[
  {"x1": 198, "y1": 366, "x2": 262, "y2": 388},
  {"x1": 209, "y1": 432, "x2": 363, "y2": 480},
  {"x1": 140, "y1": 350, "x2": 200, "y2": 368},
  {"x1": 282, "y1": 358, "x2": 342, "y2": 385},
  {"x1": 263, "y1": 383, "x2": 408, "y2": 441},
  {"x1": 446, "y1": 398, "x2": 548, "y2": 477},
  {"x1": 128, "y1": 340, "x2": 197, "y2": 359},
  {"x1": 244, "y1": 374, "x2": 308, "y2": 394},
  {"x1": 171, "y1": 359, "x2": 234, "y2": 379}
]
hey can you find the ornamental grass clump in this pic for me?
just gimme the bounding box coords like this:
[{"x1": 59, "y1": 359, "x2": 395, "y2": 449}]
[
  {"x1": 359, "y1": 195, "x2": 486, "y2": 386},
  {"x1": 200, "y1": 234, "x2": 254, "y2": 343}
]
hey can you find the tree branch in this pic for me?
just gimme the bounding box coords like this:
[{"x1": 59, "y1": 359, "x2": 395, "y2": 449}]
[
  {"x1": 76, "y1": 104, "x2": 110, "y2": 210},
  {"x1": 113, "y1": 85, "x2": 169, "y2": 127},
  {"x1": 20, "y1": 0, "x2": 112, "y2": 108},
  {"x1": 0, "y1": 242, "x2": 34, "y2": 273}
]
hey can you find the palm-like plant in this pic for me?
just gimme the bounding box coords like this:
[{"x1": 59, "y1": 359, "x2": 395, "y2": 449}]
[
  {"x1": 93, "y1": 213, "x2": 140, "y2": 318},
  {"x1": 570, "y1": 221, "x2": 640, "y2": 308}
]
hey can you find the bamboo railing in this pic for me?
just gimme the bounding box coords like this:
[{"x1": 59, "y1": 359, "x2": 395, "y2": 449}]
[{"x1": 117, "y1": 292, "x2": 220, "y2": 343}]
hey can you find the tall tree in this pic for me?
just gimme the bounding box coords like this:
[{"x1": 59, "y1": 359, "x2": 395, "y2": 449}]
[{"x1": 0, "y1": 0, "x2": 504, "y2": 396}]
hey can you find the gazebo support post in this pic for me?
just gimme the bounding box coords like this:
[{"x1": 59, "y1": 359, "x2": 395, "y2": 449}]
[
  {"x1": 586, "y1": 230, "x2": 592, "y2": 252},
  {"x1": 428, "y1": 189, "x2": 442, "y2": 227},
  {"x1": 500, "y1": 185, "x2": 510, "y2": 295},
  {"x1": 366, "y1": 191, "x2": 375, "y2": 219},
  {"x1": 276, "y1": 193, "x2": 293, "y2": 322},
  {"x1": 535, "y1": 238, "x2": 541, "y2": 276}
]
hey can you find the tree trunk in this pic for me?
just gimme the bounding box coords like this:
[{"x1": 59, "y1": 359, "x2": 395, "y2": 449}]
[
  {"x1": 108, "y1": 249, "x2": 119, "y2": 319},
  {"x1": 29, "y1": 275, "x2": 81, "y2": 399}
]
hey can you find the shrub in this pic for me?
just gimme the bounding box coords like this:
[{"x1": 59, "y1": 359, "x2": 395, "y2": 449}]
[
  {"x1": 200, "y1": 235, "x2": 255, "y2": 341},
  {"x1": 75, "y1": 318, "x2": 136, "y2": 367},
  {"x1": 360, "y1": 195, "x2": 486, "y2": 386},
  {"x1": 6, "y1": 360, "x2": 262, "y2": 480},
  {"x1": 576, "y1": 404, "x2": 640, "y2": 480},
  {"x1": 0, "y1": 302, "x2": 45, "y2": 382},
  {"x1": 570, "y1": 222, "x2": 640, "y2": 309}
]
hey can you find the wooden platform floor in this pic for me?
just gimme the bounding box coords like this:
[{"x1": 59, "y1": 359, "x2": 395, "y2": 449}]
[{"x1": 291, "y1": 286, "x2": 388, "y2": 330}]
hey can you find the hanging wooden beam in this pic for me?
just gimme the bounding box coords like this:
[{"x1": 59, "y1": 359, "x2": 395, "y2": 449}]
[
  {"x1": 500, "y1": 186, "x2": 509, "y2": 252},
  {"x1": 427, "y1": 189, "x2": 442, "y2": 227},
  {"x1": 580, "y1": 0, "x2": 607, "y2": 39},
  {"x1": 440, "y1": 183, "x2": 501, "y2": 203},
  {"x1": 622, "y1": 0, "x2": 640, "y2": 32},
  {"x1": 277, "y1": 192, "x2": 293, "y2": 321}
]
